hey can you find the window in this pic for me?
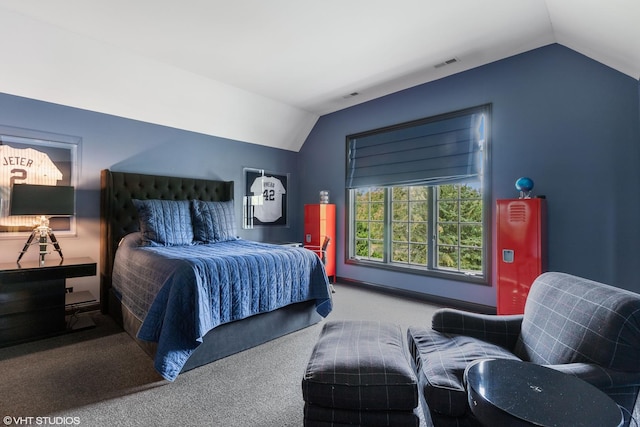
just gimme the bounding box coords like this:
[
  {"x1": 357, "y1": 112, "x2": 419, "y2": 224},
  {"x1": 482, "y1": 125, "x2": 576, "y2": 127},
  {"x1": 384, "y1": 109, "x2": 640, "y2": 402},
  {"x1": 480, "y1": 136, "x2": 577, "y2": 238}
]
[{"x1": 346, "y1": 105, "x2": 490, "y2": 283}]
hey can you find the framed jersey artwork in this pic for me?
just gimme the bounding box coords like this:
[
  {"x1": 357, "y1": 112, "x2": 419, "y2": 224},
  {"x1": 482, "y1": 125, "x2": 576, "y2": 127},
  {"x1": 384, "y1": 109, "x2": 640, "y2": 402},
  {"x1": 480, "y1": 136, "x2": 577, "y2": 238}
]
[
  {"x1": 243, "y1": 167, "x2": 289, "y2": 228},
  {"x1": 0, "y1": 125, "x2": 79, "y2": 237}
]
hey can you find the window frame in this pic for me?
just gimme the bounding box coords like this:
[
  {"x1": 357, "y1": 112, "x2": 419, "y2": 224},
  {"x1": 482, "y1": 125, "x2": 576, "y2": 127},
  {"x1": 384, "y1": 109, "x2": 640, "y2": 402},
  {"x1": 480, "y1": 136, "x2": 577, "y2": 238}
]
[{"x1": 345, "y1": 105, "x2": 491, "y2": 285}]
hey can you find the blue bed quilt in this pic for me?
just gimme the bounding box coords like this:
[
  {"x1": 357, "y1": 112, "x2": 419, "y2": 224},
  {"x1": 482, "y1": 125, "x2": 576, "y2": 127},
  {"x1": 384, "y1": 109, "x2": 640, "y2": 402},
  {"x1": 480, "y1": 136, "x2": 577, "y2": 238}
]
[{"x1": 112, "y1": 234, "x2": 332, "y2": 381}]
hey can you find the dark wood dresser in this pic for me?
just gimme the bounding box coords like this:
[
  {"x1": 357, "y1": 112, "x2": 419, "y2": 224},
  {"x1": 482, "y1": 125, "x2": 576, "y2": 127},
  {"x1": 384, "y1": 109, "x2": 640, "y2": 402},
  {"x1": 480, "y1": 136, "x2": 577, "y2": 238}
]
[{"x1": 0, "y1": 256, "x2": 96, "y2": 346}]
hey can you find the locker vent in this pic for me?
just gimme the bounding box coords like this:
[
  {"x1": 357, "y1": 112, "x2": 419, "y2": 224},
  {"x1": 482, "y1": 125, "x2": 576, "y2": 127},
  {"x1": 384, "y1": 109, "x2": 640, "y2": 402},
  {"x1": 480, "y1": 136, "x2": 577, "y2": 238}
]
[{"x1": 508, "y1": 204, "x2": 527, "y2": 222}]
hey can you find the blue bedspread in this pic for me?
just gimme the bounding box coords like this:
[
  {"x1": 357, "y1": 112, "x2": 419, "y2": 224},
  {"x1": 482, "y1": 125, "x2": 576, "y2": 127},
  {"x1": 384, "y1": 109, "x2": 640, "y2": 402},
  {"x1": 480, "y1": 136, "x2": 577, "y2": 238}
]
[{"x1": 112, "y1": 234, "x2": 332, "y2": 381}]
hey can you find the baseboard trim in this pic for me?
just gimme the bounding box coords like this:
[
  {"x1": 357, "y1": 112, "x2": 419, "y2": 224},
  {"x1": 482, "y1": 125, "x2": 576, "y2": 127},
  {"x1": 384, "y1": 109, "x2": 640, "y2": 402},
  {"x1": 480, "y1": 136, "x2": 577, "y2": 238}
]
[{"x1": 336, "y1": 276, "x2": 496, "y2": 314}]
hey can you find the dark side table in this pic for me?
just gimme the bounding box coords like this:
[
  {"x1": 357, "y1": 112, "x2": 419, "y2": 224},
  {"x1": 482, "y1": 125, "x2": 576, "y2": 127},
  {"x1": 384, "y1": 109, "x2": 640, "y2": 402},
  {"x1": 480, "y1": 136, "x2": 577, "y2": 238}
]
[
  {"x1": 465, "y1": 359, "x2": 623, "y2": 427},
  {"x1": 0, "y1": 256, "x2": 97, "y2": 347}
]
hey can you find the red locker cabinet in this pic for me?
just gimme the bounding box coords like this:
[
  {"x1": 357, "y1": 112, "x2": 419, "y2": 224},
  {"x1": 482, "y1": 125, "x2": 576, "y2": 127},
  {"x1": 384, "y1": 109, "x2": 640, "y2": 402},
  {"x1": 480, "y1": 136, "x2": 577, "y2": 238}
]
[
  {"x1": 496, "y1": 198, "x2": 547, "y2": 315},
  {"x1": 304, "y1": 204, "x2": 336, "y2": 282}
]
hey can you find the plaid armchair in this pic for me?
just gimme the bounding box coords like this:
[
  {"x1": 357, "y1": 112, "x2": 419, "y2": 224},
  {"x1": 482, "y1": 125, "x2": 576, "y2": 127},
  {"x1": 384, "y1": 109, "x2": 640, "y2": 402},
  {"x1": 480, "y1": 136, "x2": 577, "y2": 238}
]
[{"x1": 407, "y1": 272, "x2": 640, "y2": 427}]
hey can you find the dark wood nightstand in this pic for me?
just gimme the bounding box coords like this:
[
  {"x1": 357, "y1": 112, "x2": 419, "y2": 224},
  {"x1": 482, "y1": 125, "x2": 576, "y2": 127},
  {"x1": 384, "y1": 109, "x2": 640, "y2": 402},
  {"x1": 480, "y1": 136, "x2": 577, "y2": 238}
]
[{"x1": 0, "y1": 256, "x2": 97, "y2": 347}]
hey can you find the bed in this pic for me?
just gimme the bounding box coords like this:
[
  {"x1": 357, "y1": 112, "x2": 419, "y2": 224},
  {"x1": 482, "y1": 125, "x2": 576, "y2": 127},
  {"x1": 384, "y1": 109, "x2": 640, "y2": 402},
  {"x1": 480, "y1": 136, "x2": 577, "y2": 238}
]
[{"x1": 100, "y1": 169, "x2": 332, "y2": 381}]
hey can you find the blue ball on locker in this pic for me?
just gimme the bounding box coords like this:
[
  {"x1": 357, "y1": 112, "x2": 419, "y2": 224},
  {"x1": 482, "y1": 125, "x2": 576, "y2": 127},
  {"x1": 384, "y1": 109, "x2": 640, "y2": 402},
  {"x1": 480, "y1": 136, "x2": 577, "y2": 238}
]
[{"x1": 515, "y1": 177, "x2": 534, "y2": 192}]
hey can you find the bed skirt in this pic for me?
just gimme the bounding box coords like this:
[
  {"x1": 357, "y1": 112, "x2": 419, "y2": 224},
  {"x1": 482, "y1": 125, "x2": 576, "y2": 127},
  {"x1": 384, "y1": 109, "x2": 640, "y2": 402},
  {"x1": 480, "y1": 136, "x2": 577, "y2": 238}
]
[{"x1": 109, "y1": 289, "x2": 322, "y2": 375}]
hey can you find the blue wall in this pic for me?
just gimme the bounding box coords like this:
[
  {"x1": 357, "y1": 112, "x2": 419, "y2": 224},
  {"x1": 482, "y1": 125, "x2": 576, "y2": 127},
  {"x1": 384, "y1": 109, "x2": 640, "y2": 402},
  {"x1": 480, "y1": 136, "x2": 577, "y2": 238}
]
[
  {"x1": 0, "y1": 94, "x2": 304, "y2": 298},
  {"x1": 1, "y1": 43, "x2": 638, "y2": 307},
  {"x1": 298, "y1": 44, "x2": 640, "y2": 305}
]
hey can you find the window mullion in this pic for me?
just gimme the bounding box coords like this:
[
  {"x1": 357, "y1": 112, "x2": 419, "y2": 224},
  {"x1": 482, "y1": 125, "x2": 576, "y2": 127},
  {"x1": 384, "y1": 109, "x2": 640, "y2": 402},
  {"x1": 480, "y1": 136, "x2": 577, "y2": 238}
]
[
  {"x1": 384, "y1": 187, "x2": 391, "y2": 263},
  {"x1": 428, "y1": 186, "x2": 435, "y2": 269},
  {"x1": 457, "y1": 185, "x2": 462, "y2": 272}
]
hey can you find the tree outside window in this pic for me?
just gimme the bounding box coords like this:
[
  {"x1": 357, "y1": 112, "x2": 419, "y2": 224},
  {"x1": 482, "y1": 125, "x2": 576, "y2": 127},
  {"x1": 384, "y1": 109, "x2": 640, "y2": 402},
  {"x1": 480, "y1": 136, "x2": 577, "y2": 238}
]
[{"x1": 351, "y1": 182, "x2": 484, "y2": 279}]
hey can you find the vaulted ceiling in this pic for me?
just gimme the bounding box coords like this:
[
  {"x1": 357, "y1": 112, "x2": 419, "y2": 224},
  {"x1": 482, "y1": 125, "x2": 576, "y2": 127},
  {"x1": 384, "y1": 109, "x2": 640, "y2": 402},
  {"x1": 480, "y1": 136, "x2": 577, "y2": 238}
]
[{"x1": 0, "y1": 1, "x2": 638, "y2": 151}]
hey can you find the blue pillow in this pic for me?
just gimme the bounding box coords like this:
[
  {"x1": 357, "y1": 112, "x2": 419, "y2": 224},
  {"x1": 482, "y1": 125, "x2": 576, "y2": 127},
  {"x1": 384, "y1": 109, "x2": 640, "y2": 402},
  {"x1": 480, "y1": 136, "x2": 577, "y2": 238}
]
[
  {"x1": 191, "y1": 200, "x2": 238, "y2": 243},
  {"x1": 132, "y1": 199, "x2": 194, "y2": 246}
]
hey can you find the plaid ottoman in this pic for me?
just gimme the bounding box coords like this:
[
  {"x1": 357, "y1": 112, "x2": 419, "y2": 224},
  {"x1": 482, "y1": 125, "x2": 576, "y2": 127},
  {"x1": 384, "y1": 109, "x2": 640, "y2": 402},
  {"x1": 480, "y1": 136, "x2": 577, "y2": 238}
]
[{"x1": 302, "y1": 320, "x2": 420, "y2": 426}]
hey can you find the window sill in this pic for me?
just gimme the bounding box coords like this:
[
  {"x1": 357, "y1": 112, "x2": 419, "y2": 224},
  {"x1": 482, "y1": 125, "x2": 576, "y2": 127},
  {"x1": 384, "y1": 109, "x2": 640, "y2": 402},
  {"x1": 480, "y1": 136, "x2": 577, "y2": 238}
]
[{"x1": 346, "y1": 258, "x2": 489, "y2": 286}]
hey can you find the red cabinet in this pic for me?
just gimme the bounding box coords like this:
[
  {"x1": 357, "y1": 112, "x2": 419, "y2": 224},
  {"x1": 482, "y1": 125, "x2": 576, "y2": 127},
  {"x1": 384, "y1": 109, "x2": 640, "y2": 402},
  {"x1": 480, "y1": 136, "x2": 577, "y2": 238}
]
[
  {"x1": 496, "y1": 198, "x2": 547, "y2": 314},
  {"x1": 304, "y1": 204, "x2": 336, "y2": 282}
]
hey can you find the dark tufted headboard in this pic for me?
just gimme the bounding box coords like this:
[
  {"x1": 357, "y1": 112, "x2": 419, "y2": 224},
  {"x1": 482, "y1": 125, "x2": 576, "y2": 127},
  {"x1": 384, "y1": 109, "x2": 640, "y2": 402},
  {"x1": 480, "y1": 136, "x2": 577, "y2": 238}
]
[{"x1": 100, "y1": 169, "x2": 234, "y2": 313}]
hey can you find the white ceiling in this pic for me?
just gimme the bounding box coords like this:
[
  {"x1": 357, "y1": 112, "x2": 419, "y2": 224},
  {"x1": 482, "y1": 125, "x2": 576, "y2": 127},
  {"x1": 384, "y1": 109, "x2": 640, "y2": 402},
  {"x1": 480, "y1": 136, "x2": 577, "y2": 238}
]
[{"x1": 0, "y1": 0, "x2": 638, "y2": 151}]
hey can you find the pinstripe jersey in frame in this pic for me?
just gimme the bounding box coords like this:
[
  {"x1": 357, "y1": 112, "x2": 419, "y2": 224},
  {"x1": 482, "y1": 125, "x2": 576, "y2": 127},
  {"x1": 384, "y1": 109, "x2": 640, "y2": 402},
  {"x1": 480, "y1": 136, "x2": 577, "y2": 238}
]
[{"x1": 0, "y1": 144, "x2": 63, "y2": 226}]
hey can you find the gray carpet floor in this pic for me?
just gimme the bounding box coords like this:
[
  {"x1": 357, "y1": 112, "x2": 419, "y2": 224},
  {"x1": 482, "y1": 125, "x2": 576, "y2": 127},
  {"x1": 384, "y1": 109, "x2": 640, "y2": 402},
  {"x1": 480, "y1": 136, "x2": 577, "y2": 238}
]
[{"x1": 0, "y1": 283, "x2": 440, "y2": 426}]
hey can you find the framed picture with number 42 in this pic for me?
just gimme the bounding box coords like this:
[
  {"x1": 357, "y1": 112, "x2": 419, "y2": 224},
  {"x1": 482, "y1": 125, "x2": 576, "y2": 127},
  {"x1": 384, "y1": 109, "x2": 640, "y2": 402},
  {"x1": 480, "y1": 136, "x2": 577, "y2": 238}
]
[{"x1": 243, "y1": 167, "x2": 289, "y2": 228}]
